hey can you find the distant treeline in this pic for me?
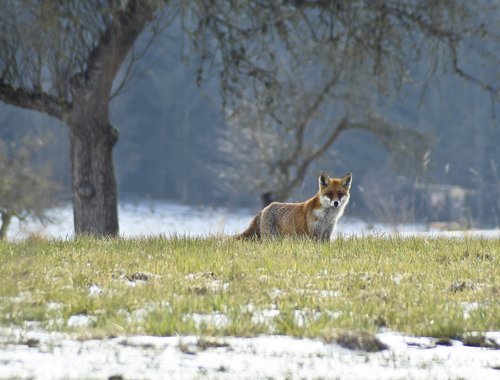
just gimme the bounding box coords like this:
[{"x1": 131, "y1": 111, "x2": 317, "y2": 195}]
[{"x1": 1, "y1": 26, "x2": 499, "y2": 227}]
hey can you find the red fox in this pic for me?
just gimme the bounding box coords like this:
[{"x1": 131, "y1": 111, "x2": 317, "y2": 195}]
[{"x1": 237, "y1": 172, "x2": 352, "y2": 240}]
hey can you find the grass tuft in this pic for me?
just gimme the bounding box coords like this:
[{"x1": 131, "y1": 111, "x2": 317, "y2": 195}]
[{"x1": 0, "y1": 236, "x2": 498, "y2": 340}]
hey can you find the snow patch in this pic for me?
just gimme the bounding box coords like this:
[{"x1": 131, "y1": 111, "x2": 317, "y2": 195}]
[
  {"x1": 462, "y1": 302, "x2": 480, "y2": 319},
  {"x1": 88, "y1": 284, "x2": 103, "y2": 297},
  {"x1": 67, "y1": 315, "x2": 96, "y2": 328},
  {"x1": 6, "y1": 201, "x2": 500, "y2": 240},
  {"x1": 187, "y1": 313, "x2": 231, "y2": 329},
  {"x1": 1, "y1": 327, "x2": 500, "y2": 379}
]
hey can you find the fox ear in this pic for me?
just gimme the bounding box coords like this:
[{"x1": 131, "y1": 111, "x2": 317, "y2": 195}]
[
  {"x1": 341, "y1": 172, "x2": 352, "y2": 190},
  {"x1": 319, "y1": 172, "x2": 330, "y2": 189}
]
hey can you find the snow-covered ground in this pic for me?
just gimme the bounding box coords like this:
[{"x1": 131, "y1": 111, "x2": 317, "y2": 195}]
[
  {"x1": 3, "y1": 201, "x2": 500, "y2": 379},
  {"x1": 1, "y1": 327, "x2": 499, "y2": 380},
  {"x1": 7, "y1": 200, "x2": 500, "y2": 240}
]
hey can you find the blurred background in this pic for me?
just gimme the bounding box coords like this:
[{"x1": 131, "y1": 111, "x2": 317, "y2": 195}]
[{"x1": 1, "y1": 1, "x2": 499, "y2": 238}]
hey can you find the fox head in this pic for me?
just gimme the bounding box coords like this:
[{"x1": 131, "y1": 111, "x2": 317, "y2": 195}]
[{"x1": 318, "y1": 171, "x2": 352, "y2": 209}]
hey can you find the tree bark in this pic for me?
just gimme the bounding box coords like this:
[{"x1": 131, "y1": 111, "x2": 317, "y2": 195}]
[
  {"x1": 68, "y1": 111, "x2": 119, "y2": 237},
  {"x1": 0, "y1": 1, "x2": 157, "y2": 238},
  {"x1": 64, "y1": 0, "x2": 155, "y2": 237},
  {"x1": 0, "y1": 213, "x2": 12, "y2": 240}
]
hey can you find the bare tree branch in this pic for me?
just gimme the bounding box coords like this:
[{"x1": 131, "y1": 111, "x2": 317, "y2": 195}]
[
  {"x1": 70, "y1": 0, "x2": 157, "y2": 95},
  {"x1": 110, "y1": 3, "x2": 180, "y2": 99},
  {"x1": 0, "y1": 82, "x2": 69, "y2": 119}
]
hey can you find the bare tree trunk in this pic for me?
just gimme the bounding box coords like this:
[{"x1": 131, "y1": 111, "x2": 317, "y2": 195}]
[
  {"x1": 63, "y1": 2, "x2": 156, "y2": 237},
  {"x1": 0, "y1": 213, "x2": 12, "y2": 240},
  {"x1": 0, "y1": 1, "x2": 157, "y2": 238},
  {"x1": 68, "y1": 111, "x2": 119, "y2": 237}
]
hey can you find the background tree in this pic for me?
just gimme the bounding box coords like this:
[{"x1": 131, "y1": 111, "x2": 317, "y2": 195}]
[
  {"x1": 187, "y1": 0, "x2": 499, "y2": 203},
  {"x1": 0, "y1": 135, "x2": 59, "y2": 239},
  {"x1": 219, "y1": 80, "x2": 430, "y2": 203},
  {"x1": 1, "y1": 0, "x2": 499, "y2": 236},
  {"x1": 0, "y1": 0, "x2": 171, "y2": 236}
]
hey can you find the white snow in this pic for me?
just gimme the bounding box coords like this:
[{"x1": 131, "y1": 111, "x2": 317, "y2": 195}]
[
  {"x1": 0, "y1": 327, "x2": 499, "y2": 380},
  {"x1": 7, "y1": 201, "x2": 253, "y2": 240},
  {"x1": 188, "y1": 313, "x2": 231, "y2": 329},
  {"x1": 66, "y1": 315, "x2": 96, "y2": 328},
  {"x1": 88, "y1": 285, "x2": 103, "y2": 297},
  {"x1": 6, "y1": 200, "x2": 500, "y2": 240}
]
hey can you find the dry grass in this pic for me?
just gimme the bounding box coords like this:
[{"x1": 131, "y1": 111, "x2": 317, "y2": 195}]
[{"x1": 0, "y1": 236, "x2": 498, "y2": 341}]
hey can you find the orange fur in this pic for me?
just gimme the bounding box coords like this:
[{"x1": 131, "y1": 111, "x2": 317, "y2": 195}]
[{"x1": 236, "y1": 172, "x2": 352, "y2": 241}]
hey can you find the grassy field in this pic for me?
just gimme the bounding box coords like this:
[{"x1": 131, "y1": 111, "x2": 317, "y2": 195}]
[{"x1": 0, "y1": 236, "x2": 498, "y2": 343}]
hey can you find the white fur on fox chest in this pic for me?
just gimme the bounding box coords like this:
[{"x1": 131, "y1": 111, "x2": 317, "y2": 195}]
[{"x1": 311, "y1": 195, "x2": 348, "y2": 239}]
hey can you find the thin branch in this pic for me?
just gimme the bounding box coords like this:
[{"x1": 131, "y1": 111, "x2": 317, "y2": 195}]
[
  {"x1": 110, "y1": 47, "x2": 138, "y2": 99},
  {"x1": 449, "y1": 41, "x2": 499, "y2": 99},
  {"x1": 289, "y1": 117, "x2": 348, "y2": 191},
  {"x1": 283, "y1": 73, "x2": 339, "y2": 167}
]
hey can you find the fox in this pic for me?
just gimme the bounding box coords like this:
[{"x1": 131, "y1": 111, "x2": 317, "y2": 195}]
[{"x1": 236, "y1": 172, "x2": 352, "y2": 241}]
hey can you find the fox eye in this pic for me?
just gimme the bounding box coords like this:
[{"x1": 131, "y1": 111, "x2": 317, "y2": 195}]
[
  {"x1": 327, "y1": 191, "x2": 334, "y2": 199},
  {"x1": 338, "y1": 192, "x2": 345, "y2": 199}
]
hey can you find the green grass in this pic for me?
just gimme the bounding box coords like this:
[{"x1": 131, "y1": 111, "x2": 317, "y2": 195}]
[{"x1": 0, "y1": 236, "x2": 498, "y2": 341}]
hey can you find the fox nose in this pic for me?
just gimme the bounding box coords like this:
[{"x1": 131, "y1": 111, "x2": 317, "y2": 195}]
[{"x1": 333, "y1": 200, "x2": 339, "y2": 208}]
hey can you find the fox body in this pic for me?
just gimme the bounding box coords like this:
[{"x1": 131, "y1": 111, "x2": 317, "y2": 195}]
[{"x1": 237, "y1": 172, "x2": 352, "y2": 241}]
